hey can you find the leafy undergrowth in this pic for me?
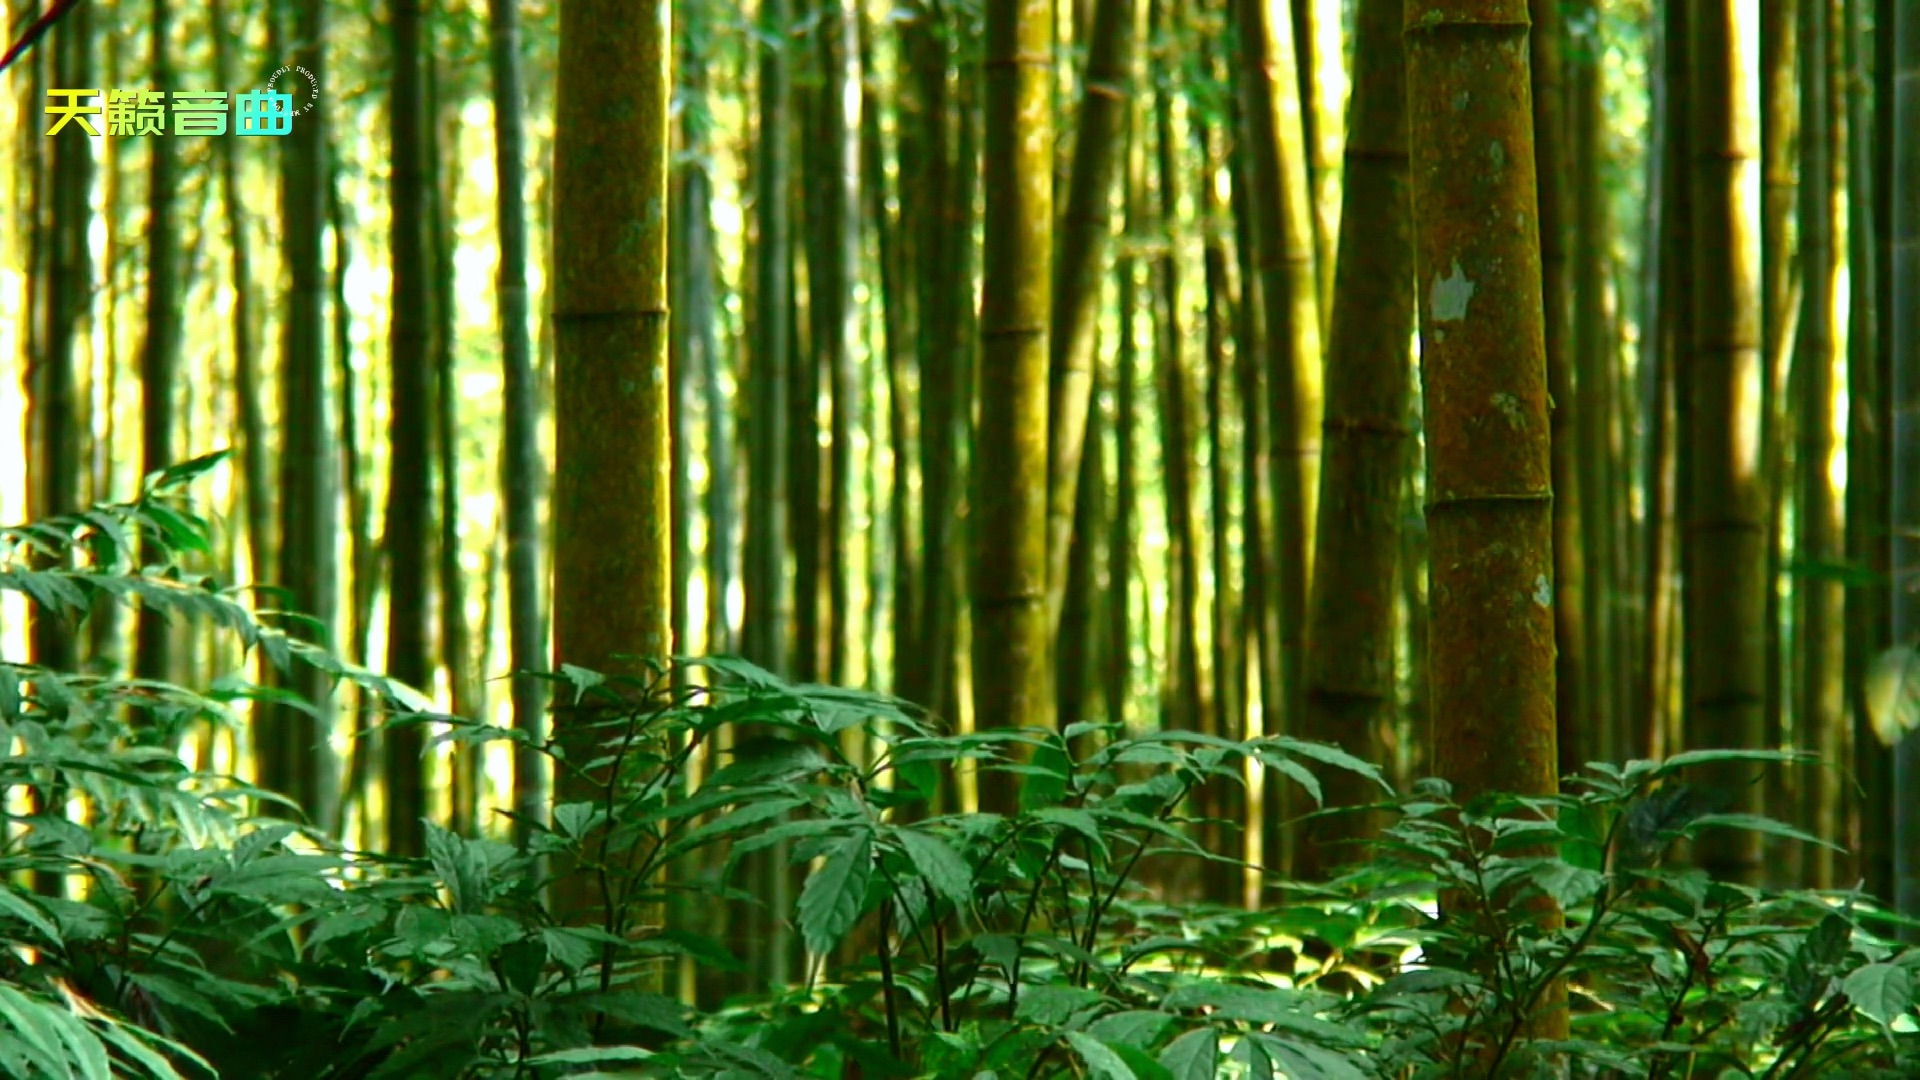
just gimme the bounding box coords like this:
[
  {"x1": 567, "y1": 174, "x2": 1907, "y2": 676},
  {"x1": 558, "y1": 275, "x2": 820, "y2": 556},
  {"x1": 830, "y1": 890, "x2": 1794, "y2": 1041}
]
[{"x1": 2, "y1": 470, "x2": 1917, "y2": 1078}]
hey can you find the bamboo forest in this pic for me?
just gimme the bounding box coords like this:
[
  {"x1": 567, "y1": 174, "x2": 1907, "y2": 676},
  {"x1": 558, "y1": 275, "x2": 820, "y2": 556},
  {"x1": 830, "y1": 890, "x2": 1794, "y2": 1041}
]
[{"x1": 2, "y1": 0, "x2": 1919, "y2": 1074}]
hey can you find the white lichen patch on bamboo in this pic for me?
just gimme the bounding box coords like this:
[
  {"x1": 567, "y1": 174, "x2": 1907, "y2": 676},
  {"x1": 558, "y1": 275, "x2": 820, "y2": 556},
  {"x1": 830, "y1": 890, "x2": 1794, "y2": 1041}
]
[
  {"x1": 1430, "y1": 259, "x2": 1474, "y2": 322},
  {"x1": 1491, "y1": 392, "x2": 1523, "y2": 429},
  {"x1": 1532, "y1": 574, "x2": 1552, "y2": 609}
]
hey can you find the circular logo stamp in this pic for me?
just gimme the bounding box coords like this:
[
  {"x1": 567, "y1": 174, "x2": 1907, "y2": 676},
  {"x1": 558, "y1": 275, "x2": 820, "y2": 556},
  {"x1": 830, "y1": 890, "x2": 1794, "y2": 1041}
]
[{"x1": 266, "y1": 65, "x2": 321, "y2": 115}]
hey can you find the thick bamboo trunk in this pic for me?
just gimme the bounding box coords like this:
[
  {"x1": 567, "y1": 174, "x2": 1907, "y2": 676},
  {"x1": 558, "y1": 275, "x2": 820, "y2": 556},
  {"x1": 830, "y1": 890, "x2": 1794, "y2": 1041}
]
[
  {"x1": 744, "y1": 0, "x2": 794, "y2": 679},
  {"x1": 1297, "y1": 0, "x2": 1413, "y2": 881},
  {"x1": 135, "y1": 0, "x2": 181, "y2": 685},
  {"x1": 1046, "y1": 0, "x2": 1135, "y2": 634},
  {"x1": 1404, "y1": 0, "x2": 1564, "y2": 1043},
  {"x1": 265, "y1": 0, "x2": 336, "y2": 823},
  {"x1": 1790, "y1": 0, "x2": 1842, "y2": 890},
  {"x1": 973, "y1": 0, "x2": 1055, "y2": 814},
  {"x1": 1234, "y1": 0, "x2": 1323, "y2": 886},
  {"x1": 383, "y1": 0, "x2": 433, "y2": 859},
  {"x1": 1687, "y1": 0, "x2": 1768, "y2": 885},
  {"x1": 1150, "y1": 0, "x2": 1204, "y2": 746},
  {"x1": 1888, "y1": 0, "x2": 1920, "y2": 927}
]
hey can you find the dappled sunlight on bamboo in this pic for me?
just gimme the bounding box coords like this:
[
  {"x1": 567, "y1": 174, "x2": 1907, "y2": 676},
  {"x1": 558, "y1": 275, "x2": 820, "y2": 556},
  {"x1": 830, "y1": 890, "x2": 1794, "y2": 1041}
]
[{"x1": 0, "y1": 0, "x2": 1912, "y2": 1069}]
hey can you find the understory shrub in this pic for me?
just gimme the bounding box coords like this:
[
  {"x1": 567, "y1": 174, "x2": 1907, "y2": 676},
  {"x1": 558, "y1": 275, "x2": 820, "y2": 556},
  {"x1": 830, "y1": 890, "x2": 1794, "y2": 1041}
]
[{"x1": 1, "y1": 465, "x2": 1916, "y2": 1077}]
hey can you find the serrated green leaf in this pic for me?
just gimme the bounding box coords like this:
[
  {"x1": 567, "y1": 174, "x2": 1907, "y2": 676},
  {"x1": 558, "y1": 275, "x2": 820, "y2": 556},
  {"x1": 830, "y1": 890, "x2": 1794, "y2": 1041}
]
[
  {"x1": 1686, "y1": 812, "x2": 1843, "y2": 851},
  {"x1": 789, "y1": 682, "x2": 925, "y2": 735},
  {"x1": 727, "y1": 816, "x2": 848, "y2": 862},
  {"x1": 557, "y1": 663, "x2": 607, "y2": 700},
  {"x1": 525, "y1": 1046, "x2": 655, "y2": 1067},
  {"x1": 1065, "y1": 1032, "x2": 1137, "y2": 1080},
  {"x1": 209, "y1": 853, "x2": 342, "y2": 904},
  {"x1": 706, "y1": 1035, "x2": 797, "y2": 1077},
  {"x1": 648, "y1": 782, "x2": 776, "y2": 824},
  {"x1": 797, "y1": 829, "x2": 872, "y2": 955},
  {"x1": 79, "y1": 511, "x2": 136, "y2": 567},
  {"x1": 681, "y1": 653, "x2": 789, "y2": 689},
  {"x1": 0, "y1": 884, "x2": 63, "y2": 946},
  {"x1": 1162, "y1": 985, "x2": 1361, "y2": 1047},
  {"x1": 147, "y1": 449, "x2": 231, "y2": 492},
  {"x1": 126, "y1": 973, "x2": 233, "y2": 1033},
  {"x1": 1803, "y1": 912, "x2": 1854, "y2": 968},
  {"x1": 137, "y1": 503, "x2": 210, "y2": 556},
  {"x1": 1030, "y1": 807, "x2": 1109, "y2": 859},
  {"x1": 0, "y1": 985, "x2": 72, "y2": 1079},
  {"x1": 1158, "y1": 1028, "x2": 1217, "y2": 1080},
  {"x1": 394, "y1": 904, "x2": 452, "y2": 953},
  {"x1": 543, "y1": 926, "x2": 609, "y2": 971},
  {"x1": 449, "y1": 913, "x2": 522, "y2": 957},
  {"x1": 1105, "y1": 1043, "x2": 1175, "y2": 1080},
  {"x1": 674, "y1": 797, "x2": 807, "y2": 851},
  {"x1": 1652, "y1": 748, "x2": 1808, "y2": 774},
  {"x1": 1267, "y1": 737, "x2": 1391, "y2": 790},
  {"x1": 1087, "y1": 1010, "x2": 1174, "y2": 1049},
  {"x1": 1253, "y1": 1033, "x2": 1368, "y2": 1080},
  {"x1": 205, "y1": 675, "x2": 316, "y2": 714},
  {"x1": 553, "y1": 801, "x2": 601, "y2": 838},
  {"x1": 1017, "y1": 984, "x2": 1104, "y2": 1026},
  {"x1": 972, "y1": 932, "x2": 1020, "y2": 972},
  {"x1": 1258, "y1": 749, "x2": 1324, "y2": 805},
  {"x1": 895, "y1": 827, "x2": 972, "y2": 906},
  {"x1": 704, "y1": 737, "x2": 828, "y2": 788},
  {"x1": 46, "y1": 1007, "x2": 112, "y2": 1080},
  {"x1": 497, "y1": 936, "x2": 547, "y2": 994},
  {"x1": 95, "y1": 1020, "x2": 199, "y2": 1080},
  {"x1": 1020, "y1": 739, "x2": 1072, "y2": 811},
  {"x1": 1528, "y1": 861, "x2": 1606, "y2": 909},
  {"x1": 1089, "y1": 808, "x2": 1202, "y2": 852},
  {"x1": 1230, "y1": 1033, "x2": 1274, "y2": 1080},
  {"x1": 307, "y1": 907, "x2": 389, "y2": 954},
  {"x1": 425, "y1": 822, "x2": 491, "y2": 914},
  {"x1": 1842, "y1": 962, "x2": 1913, "y2": 1025},
  {"x1": 1111, "y1": 743, "x2": 1186, "y2": 767},
  {"x1": 1374, "y1": 968, "x2": 1478, "y2": 998},
  {"x1": 1064, "y1": 721, "x2": 1117, "y2": 744}
]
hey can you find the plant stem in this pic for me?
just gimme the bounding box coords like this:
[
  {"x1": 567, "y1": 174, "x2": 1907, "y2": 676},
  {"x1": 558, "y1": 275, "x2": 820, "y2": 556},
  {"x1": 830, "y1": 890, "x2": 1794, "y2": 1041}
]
[
  {"x1": 876, "y1": 897, "x2": 903, "y2": 1061},
  {"x1": 934, "y1": 914, "x2": 953, "y2": 1032},
  {"x1": 1007, "y1": 835, "x2": 1066, "y2": 1015},
  {"x1": 1761, "y1": 997, "x2": 1849, "y2": 1080},
  {"x1": 1488, "y1": 809, "x2": 1627, "y2": 1071}
]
